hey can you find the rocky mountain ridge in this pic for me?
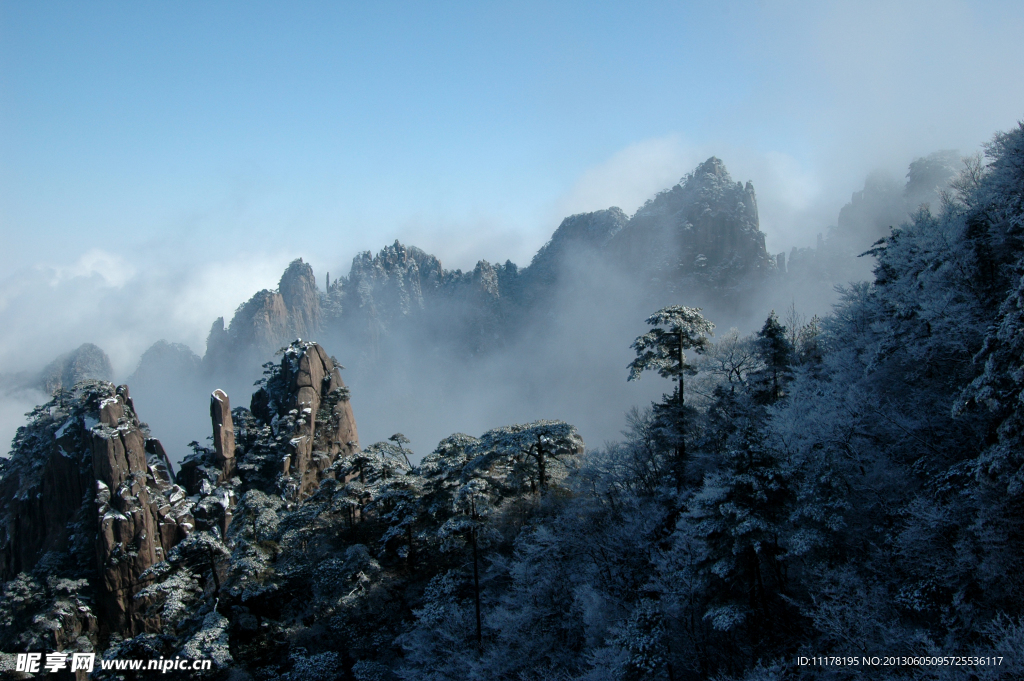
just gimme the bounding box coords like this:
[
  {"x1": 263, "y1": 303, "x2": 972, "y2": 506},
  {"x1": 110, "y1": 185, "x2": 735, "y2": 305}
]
[
  {"x1": 7, "y1": 152, "x2": 962, "y2": 470},
  {"x1": 179, "y1": 156, "x2": 775, "y2": 384},
  {"x1": 105, "y1": 153, "x2": 957, "y2": 466}
]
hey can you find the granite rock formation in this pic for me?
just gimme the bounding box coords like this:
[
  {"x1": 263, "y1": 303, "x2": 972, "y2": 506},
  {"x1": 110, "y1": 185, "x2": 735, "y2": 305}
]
[
  {"x1": 193, "y1": 157, "x2": 773, "y2": 384},
  {"x1": 0, "y1": 339, "x2": 362, "y2": 667},
  {"x1": 278, "y1": 258, "x2": 322, "y2": 341},
  {"x1": 247, "y1": 340, "x2": 359, "y2": 498},
  {"x1": 210, "y1": 389, "x2": 235, "y2": 481},
  {"x1": 605, "y1": 156, "x2": 773, "y2": 297},
  {"x1": 39, "y1": 343, "x2": 114, "y2": 394},
  {"x1": 0, "y1": 381, "x2": 194, "y2": 643},
  {"x1": 203, "y1": 258, "x2": 321, "y2": 376},
  {"x1": 518, "y1": 207, "x2": 628, "y2": 305}
]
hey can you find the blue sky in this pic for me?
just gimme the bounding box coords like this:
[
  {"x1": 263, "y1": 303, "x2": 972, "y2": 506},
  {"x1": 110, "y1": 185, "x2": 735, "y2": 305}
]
[
  {"x1": 1, "y1": 0, "x2": 1023, "y2": 375},
  {"x1": 1, "y1": 3, "x2": 765, "y2": 266}
]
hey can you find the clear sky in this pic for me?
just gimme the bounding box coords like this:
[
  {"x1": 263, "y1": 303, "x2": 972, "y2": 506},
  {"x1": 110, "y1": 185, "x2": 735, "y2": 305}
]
[{"x1": 1, "y1": 0, "x2": 1023, "y2": 374}]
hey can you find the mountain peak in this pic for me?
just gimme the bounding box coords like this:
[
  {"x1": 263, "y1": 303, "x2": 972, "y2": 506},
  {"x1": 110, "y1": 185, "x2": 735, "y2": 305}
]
[
  {"x1": 278, "y1": 258, "x2": 320, "y2": 340},
  {"x1": 693, "y1": 156, "x2": 729, "y2": 180},
  {"x1": 40, "y1": 342, "x2": 113, "y2": 394}
]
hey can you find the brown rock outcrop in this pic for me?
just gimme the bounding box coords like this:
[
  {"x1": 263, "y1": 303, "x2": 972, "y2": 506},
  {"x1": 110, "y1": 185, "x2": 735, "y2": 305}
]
[
  {"x1": 281, "y1": 342, "x2": 359, "y2": 497},
  {"x1": 279, "y1": 258, "x2": 322, "y2": 340},
  {"x1": 202, "y1": 259, "x2": 322, "y2": 376},
  {"x1": 91, "y1": 387, "x2": 196, "y2": 635},
  {"x1": 251, "y1": 340, "x2": 359, "y2": 499},
  {"x1": 233, "y1": 289, "x2": 292, "y2": 353},
  {"x1": 0, "y1": 381, "x2": 195, "y2": 638},
  {"x1": 211, "y1": 389, "x2": 235, "y2": 481}
]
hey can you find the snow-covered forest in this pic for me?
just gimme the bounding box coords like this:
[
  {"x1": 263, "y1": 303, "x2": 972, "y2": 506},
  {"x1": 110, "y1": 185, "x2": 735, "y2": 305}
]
[{"x1": 2, "y1": 122, "x2": 1024, "y2": 680}]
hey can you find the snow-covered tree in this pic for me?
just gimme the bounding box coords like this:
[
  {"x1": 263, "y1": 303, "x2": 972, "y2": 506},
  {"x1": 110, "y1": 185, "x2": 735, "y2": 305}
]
[
  {"x1": 628, "y1": 305, "x2": 715, "y2": 400},
  {"x1": 332, "y1": 441, "x2": 412, "y2": 526},
  {"x1": 753, "y1": 311, "x2": 793, "y2": 404},
  {"x1": 471, "y1": 420, "x2": 584, "y2": 495},
  {"x1": 699, "y1": 328, "x2": 762, "y2": 388},
  {"x1": 685, "y1": 431, "x2": 794, "y2": 643},
  {"x1": 629, "y1": 306, "x2": 715, "y2": 488}
]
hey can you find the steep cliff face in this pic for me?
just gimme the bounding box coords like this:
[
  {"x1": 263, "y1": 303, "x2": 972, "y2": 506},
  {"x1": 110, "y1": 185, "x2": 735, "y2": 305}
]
[
  {"x1": 246, "y1": 340, "x2": 359, "y2": 498},
  {"x1": 607, "y1": 156, "x2": 773, "y2": 295},
  {"x1": 221, "y1": 290, "x2": 289, "y2": 358},
  {"x1": 0, "y1": 381, "x2": 194, "y2": 642},
  {"x1": 201, "y1": 258, "x2": 321, "y2": 377},
  {"x1": 0, "y1": 340, "x2": 361, "y2": 662},
  {"x1": 278, "y1": 259, "x2": 322, "y2": 341},
  {"x1": 90, "y1": 389, "x2": 196, "y2": 635},
  {"x1": 518, "y1": 207, "x2": 628, "y2": 306}
]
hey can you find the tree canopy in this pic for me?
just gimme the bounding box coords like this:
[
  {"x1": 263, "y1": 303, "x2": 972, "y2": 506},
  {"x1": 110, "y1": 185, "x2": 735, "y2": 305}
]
[{"x1": 628, "y1": 306, "x2": 715, "y2": 383}]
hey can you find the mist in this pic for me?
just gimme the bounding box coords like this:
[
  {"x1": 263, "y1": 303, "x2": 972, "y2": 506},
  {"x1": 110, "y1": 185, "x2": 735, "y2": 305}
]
[
  {"x1": 3, "y1": 1, "x2": 1023, "y2": 462},
  {"x1": 0, "y1": 140, "x2": 1002, "y2": 464}
]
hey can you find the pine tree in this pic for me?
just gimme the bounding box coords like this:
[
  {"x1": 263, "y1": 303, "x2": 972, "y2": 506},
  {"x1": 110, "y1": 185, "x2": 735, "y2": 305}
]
[
  {"x1": 629, "y1": 306, "x2": 715, "y2": 487},
  {"x1": 753, "y1": 311, "x2": 793, "y2": 404},
  {"x1": 684, "y1": 429, "x2": 795, "y2": 650},
  {"x1": 628, "y1": 306, "x2": 716, "y2": 397}
]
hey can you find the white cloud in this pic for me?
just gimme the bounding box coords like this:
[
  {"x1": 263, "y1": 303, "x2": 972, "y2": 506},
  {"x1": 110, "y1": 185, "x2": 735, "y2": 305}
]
[
  {"x1": 553, "y1": 135, "x2": 702, "y2": 219},
  {"x1": 165, "y1": 253, "x2": 296, "y2": 350},
  {"x1": 49, "y1": 248, "x2": 137, "y2": 288},
  {"x1": 708, "y1": 147, "x2": 828, "y2": 253},
  {"x1": 551, "y1": 136, "x2": 831, "y2": 254},
  {"x1": 0, "y1": 246, "x2": 298, "y2": 456},
  {"x1": 0, "y1": 249, "x2": 294, "y2": 377}
]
